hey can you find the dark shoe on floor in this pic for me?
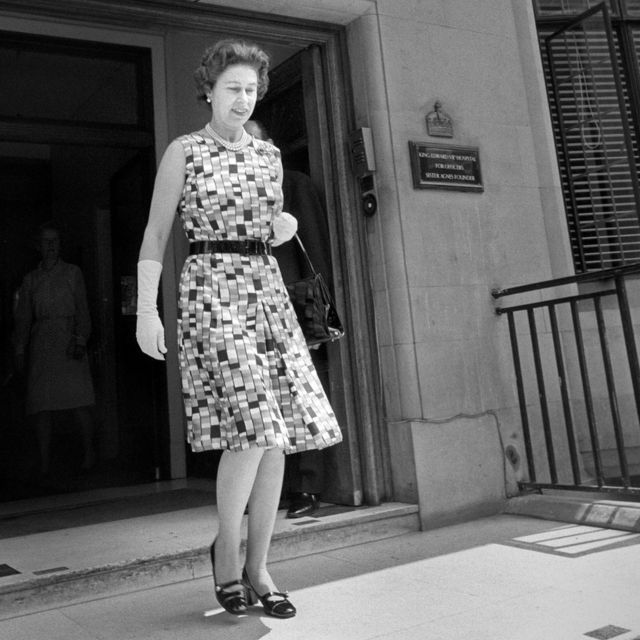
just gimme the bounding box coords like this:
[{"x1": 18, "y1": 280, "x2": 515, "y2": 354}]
[
  {"x1": 210, "y1": 540, "x2": 248, "y2": 617},
  {"x1": 286, "y1": 492, "x2": 319, "y2": 519},
  {"x1": 243, "y1": 568, "x2": 296, "y2": 618}
]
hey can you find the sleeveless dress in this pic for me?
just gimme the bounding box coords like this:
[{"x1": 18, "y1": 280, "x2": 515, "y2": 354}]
[{"x1": 176, "y1": 131, "x2": 343, "y2": 453}]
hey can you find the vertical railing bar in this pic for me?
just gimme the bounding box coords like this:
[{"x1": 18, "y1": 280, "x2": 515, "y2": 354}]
[
  {"x1": 594, "y1": 296, "x2": 630, "y2": 487},
  {"x1": 615, "y1": 275, "x2": 640, "y2": 433},
  {"x1": 508, "y1": 311, "x2": 536, "y2": 483},
  {"x1": 549, "y1": 304, "x2": 582, "y2": 485},
  {"x1": 528, "y1": 307, "x2": 558, "y2": 485},
  {"x1": 571, "y1": 300, "x2": 605, "y2": 487}
]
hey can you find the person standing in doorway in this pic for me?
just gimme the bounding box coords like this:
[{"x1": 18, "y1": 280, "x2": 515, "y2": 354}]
[
  {"x1": 13, "y1": 222, "x2": 96, "y2": 476},
  {"x1": 244, "y1": 119, "x2": 331, "y2": 519},
  {"x1": 135, "y1": 40, "x2": 342, "y2": 619}
]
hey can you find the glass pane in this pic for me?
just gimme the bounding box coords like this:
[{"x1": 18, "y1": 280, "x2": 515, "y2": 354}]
[
  {"x1": 540, "y1": 10, "x2": 640, "y2": 270},
  {"x1": 0, "y1": 142, "x2": 161, "y2": 502},
  {"x1": 534, "y1": 0, "x2": 618, "y2": 17},
  {"x1": 622, "y1": 0, "x2": 640, "y2": 16},
  {"x1": 0, "y1": 46, "x2": 139, "y2": 126}
]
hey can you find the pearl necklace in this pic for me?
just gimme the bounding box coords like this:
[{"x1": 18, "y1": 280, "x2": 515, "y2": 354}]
[{"x1": 205, "y1": 123, "x2": 250, "y2": 152}]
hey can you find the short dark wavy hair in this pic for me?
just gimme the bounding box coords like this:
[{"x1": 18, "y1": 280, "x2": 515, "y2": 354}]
[
  {"x1": 37, "y1": 220, "x2": 62, "y2": 240},
  {"x1": 194, "y1": 39, "x2": 270, "y2": 102}
]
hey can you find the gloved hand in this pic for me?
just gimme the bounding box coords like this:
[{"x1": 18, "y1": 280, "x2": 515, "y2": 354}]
[
  {"x1": 136, "y1": 259, "x2": 167, "y2": 360},
  {"x1": 272, "y1": 211, "x2": 298, "y2": 247}
]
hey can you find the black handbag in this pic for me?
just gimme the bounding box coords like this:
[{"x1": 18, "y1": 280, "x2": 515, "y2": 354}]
[{"x1": 285, "y1": 235, "x2": 345, "y2": 346}]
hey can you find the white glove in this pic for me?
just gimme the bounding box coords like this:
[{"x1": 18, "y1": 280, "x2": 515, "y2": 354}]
[
  {"x1": 272, "y1": 211, "x2": 298, "y2": 247},
  {"x1": 136, "y1": 259, "x2": 167, "y2": 360}
]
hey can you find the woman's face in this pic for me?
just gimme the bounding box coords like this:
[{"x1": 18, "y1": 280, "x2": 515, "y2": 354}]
[
  {"x1": 208, "y1": 64, "x2": 258, "y2": 137},
  {"x1": 39, "y1": 228, "x2": 60, "y2": 263}
]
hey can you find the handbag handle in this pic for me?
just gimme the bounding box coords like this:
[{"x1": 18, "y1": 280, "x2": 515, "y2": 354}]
[{"x1": 293, "y1": 233, "x2": 319, "y2": 276}]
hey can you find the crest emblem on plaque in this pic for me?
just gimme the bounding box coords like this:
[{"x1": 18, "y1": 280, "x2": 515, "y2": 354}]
[{"x1": 426, "y1": 101, "x2": 453, "y2": 138}]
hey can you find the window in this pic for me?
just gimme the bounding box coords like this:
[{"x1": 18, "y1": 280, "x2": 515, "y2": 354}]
[
  {"x1": 0, "y1": 32, "x2": 151, "y2": 129},
  {"x1": 535, "y1": 1, "x2": 640, "y2": 271}
]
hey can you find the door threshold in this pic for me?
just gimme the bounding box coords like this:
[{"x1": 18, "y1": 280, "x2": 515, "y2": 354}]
[{"x1": 0, "y1": 478, "x2": 216, "y2": 519}]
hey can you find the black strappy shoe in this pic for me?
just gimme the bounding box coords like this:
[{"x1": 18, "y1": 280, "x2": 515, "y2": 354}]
[
  {"x1": 242, "y1": 567, "x2": 296, "y2": 619},
  {"x1": 210, "y1": 541, "x2": 247, "y2": 617}
]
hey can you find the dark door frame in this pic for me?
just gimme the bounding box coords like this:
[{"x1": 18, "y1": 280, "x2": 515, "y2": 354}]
[{"x1": 0, "y1": 0, "x2": 393, "y2": 505}]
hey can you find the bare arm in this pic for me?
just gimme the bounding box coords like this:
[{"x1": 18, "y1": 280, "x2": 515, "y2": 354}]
[{"x1": 139, "y1": 139, "x2": 186, "y2": 263}]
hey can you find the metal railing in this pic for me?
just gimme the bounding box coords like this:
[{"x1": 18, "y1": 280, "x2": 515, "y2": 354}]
[{"x1": 492, "y1": 263, "x2": 640, "y2": 496}]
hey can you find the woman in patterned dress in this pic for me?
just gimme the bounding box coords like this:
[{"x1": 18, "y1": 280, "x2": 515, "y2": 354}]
[{"x1": 135, "y1": 40, "x2": 342, "y2": 619}]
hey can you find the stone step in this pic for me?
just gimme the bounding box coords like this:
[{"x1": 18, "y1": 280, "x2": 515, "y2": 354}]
[{"x1": 0, "y1": 501, "x2": 419, "y2": 618}]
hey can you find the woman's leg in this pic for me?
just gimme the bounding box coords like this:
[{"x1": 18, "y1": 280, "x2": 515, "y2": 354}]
[
  {"x1": 35, "y1": 411, "x2": 52, "y2": 475},
  {"x1": 245, "y1": 448, "x2": 286, "y2": 594},
  {"x1": 214, "y1": 448, "x2": 264, "y2": 586},
  {"x1": 74, "y1": 406, "x2": 95, "y2": 470}
]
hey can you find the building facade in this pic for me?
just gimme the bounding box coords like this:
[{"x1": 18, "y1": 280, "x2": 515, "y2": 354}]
[{"x1": 1, "y1": 0, "x2": 637, "y2": 525}]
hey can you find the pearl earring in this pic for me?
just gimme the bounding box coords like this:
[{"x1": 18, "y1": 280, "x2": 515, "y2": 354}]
[{"x1": 206, "y1": 96, "x2": 211, "y2": 104}]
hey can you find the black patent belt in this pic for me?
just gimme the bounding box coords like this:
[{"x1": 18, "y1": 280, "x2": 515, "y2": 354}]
[{"x1": 189, "y1": 240, "x2": 272, "y2": 256}]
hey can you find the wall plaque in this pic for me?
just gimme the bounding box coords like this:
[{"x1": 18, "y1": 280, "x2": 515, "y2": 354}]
[{"x1": 409, "y1": 141, "x2": 483, "y2": 192}]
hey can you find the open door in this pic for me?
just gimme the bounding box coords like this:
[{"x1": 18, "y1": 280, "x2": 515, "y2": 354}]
[
  {"x1": 0, "y1": 32, "x2": 162, "y2": 501},
  {"x1": 253, "y1": 47, "x2": 363, "y2": 506},
  {"x1": 109, "y1": 150, "x2": 168, "y2": 480}
]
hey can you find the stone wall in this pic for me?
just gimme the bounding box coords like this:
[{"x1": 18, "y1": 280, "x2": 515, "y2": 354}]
[{"x1": 346, "y1": 0, "x2": 575, "y2": 523}]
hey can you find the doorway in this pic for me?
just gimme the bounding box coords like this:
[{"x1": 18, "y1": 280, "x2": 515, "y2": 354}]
[
  {"x1": 0, "y1": 32, "x2": 164, "y2": 501},
  {"x1": 0, "y1": 9, "x2": 386, "y2": 512}
]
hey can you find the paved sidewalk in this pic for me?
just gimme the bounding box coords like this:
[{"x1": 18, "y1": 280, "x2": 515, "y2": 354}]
[{"x1": 2, "y1": 513, "x2": 639, "y2": 640}]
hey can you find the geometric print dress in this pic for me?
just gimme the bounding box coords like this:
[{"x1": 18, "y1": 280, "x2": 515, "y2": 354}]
[{"x1": 176, "y1": 131, "x2": 343, "y2": 453}]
